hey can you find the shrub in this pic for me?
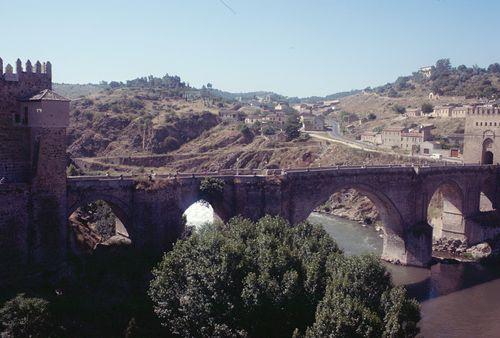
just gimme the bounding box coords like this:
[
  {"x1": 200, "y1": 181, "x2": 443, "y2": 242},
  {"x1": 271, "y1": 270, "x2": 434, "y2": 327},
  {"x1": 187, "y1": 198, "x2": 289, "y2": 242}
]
[
  {"x1": 285, "y1": 115, "x2": 301, "y2": 140},
  {"x1": 392, "y1": 105, "x2": 406, "y2": 114},
  {"x1": 0, "y1": 294, "x2": 54, "y2": 338},
  {"x1": 199, "y1": 177, "x2": 225, "y2": 200},
  {"x1": 421, "y1": 103, "x2": 434, "y2": 114},
  {"x1": 66, "y1": 163, "x2": 83, "y2": 176}
]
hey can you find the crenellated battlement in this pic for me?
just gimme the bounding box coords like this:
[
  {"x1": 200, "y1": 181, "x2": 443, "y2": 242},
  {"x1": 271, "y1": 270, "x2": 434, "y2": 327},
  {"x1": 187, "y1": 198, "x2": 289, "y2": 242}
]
[
  {"x1": 0, "y1": 57, "x2": 52, "y2": 82},
  {"x1": 468, "y1": 105, "x2": 500, "y2": 116}
]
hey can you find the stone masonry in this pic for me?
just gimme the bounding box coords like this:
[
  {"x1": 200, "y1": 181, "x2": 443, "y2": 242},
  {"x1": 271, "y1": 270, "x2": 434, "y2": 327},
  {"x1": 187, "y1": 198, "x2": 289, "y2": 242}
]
[{"x1": 0, "y1": 58, "x2": 499, "y2": 289}]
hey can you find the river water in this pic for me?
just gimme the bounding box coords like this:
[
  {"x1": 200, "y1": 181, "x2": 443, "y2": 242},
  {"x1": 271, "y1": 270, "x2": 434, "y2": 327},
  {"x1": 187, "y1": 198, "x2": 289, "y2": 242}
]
[
  {"x1": 308, "y1": 212, "x2": 500, "y2": 338},
  {"x1": 185, "y1": 204, "x2": 500, "y2": 337}
]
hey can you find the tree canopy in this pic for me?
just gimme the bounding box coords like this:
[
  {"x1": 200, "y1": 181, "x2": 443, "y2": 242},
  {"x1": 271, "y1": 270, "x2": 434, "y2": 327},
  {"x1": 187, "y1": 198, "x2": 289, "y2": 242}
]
[
  {"x1": 0, "y1": 294, "x2": 54, "y2": 338},
  {"x1": 149, "y1": 216, "x2": 420, "y2": 337}
]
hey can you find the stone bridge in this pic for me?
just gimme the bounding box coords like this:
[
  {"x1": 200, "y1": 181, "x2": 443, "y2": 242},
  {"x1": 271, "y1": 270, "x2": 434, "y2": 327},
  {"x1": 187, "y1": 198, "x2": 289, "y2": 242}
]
[{"x1": 67, "y1": 164, "x2": 500, "y2": 267}]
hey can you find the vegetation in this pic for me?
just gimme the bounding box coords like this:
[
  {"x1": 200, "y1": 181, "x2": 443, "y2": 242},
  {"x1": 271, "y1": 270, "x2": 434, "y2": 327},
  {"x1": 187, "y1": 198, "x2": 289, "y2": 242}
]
[
  {"x1": 66, "y1": 163, "x2": 83, "y2": 176},
  {"x1": 285, "y1": 114, "x2": 302, "y2": 141},
  {"x1": 421, "y1": 102, "x2": 434, "y2": 114},
  {"x1": 149, "y1": 216, "x2": 420, "y2": 337},
  {"x1": 0, "y1": 294, "x2": 55, "y2": 338},
  {"x1": 374, "y1": 59, "x2": 500, "y2": 99},
  {"x1": 199, "y1": 177, "x2": 225, "y2": 201},
  {"x1": 392, "y1": 104, "x2": 406, "y2": 114},
  {"x1": 77, "y1": 201, "x2": 117, "y2": 241}
]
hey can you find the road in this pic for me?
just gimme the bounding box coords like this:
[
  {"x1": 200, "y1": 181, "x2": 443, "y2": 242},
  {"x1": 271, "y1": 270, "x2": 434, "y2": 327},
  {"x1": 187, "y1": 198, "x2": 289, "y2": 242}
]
[{"x1": 306, "y1": 119, "x2": 462, "y2": 163}]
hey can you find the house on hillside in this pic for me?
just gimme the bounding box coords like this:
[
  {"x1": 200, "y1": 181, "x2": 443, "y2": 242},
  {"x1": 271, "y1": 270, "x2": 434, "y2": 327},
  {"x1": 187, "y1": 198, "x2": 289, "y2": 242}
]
[
  {"x1": 433, "y1": 105, "x2": 454, "y2": 117},
  {"x1": 381, "y1": 127, "x2": 405, "y2": 149},
  {"x1": 300, "y1": 113, "x2": 325, "y2": 131},
  {"x1": 219, "y1": 110, "x2": 245, "y2": 123},
  {"x1": 406, "y1": 108, "x2": 422, "y2": 117},
  {"x1": 244, "y1": 115, "x2": 261, "y2": 125},
  {"x1": 264, "y1": 112, "x2": 287, "y2": 126},
  {"x1": 420, "y1": 66, "x2": 433, "y2": 78},
  {"x1": 360, "y1": 132, "x2": 382, "y2": 145}
]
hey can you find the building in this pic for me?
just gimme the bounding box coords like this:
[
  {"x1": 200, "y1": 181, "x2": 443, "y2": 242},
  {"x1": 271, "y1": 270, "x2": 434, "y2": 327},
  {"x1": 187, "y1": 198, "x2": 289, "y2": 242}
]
[
  {"x1": 360, "y1": 132, "x2": 382, "y2": 145},
  {"x1": 381, "y1": 127, "x2": 405, "y2": 149},
  {"x1": 0, "y1": 57, "x2": 70, "y2": 279},
  {"x1": 406, "y1": 108, "x2": 422, "y2": 117},
  {"x1": 244, "y1": 115, "x2": 261, "y2": 125},
  {"x1": 219, "y1": 109, "x2": 245, "y2": 123},
  {"x1": 264, "y1": 112, "x2": 287, "y2": 126},
  {"x1": 420, "y1": 141, "x2": 441, "y2": 156},
  {"x1": 450, "y1": 105, "x2": 473, "y2": 118},
  {"x1": 420, "y1": 66, "x2": 433, "y2": 78},
  {"x1": 300, "y1": 113, "x2": 324, "y2": 131},
  {"x1": 380, "y1": 124, "x2": 433, "y2": 151},
  {"x1": 463, "y1": 104, "x2": 500, "y2": 164},
  {"x1": 433, "y1": 105, "x2": 454, "y2": 117}
]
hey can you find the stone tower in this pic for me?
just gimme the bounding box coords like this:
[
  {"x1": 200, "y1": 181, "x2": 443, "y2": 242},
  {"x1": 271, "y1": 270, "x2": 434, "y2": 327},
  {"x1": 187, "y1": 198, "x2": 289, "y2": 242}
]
[
  {"x1": 463, "y1": 105, "x2": 500, "y2": 164},
  {"x1": 0, "y1": 58, "x2": 69, "y2": 286}
]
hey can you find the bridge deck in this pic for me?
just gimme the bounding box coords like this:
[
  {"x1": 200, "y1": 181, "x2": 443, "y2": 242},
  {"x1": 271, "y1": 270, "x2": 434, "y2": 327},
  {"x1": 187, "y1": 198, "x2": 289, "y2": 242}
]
[{"x1": 67, "y1": 163, "x2": 499, "y2": 183}]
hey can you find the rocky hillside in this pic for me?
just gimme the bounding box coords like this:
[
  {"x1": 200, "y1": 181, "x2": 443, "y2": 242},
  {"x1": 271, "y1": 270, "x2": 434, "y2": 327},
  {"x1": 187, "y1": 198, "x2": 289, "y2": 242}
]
[{"x1": 67, "y1": 86, "x2": 224, "y2": 157}]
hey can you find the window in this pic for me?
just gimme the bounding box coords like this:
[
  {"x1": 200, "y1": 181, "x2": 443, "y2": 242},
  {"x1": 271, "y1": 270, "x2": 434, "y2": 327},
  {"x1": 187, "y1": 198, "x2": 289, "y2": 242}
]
[{"x1": 14, "y1": 113, "x2": 21, "y2": 125}]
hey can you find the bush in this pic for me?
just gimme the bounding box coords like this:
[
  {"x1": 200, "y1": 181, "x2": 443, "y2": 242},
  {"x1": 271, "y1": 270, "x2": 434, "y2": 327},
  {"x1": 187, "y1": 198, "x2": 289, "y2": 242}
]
[
  {"x1": 306, "y1": 255, "x2": 420, "y2": 338},
  {"x1": 285, "y1": 115, "x2": 301, "y2": 141},
  {"x1": 0, "y1": 294, "x2": 54, "y2": 338},
  {"x1": 392, "y1": 105, "x2": 406, "y2": 114},
  {"x1": 421, "y1": 103, "x2": 434, "y2": 114},
  {"x1": 149, "y1": 216, "x2": 420, "y2": 337},
  {"x1": 262, "y1": 125, "x2": 276, "y2": 135},
  {"x1": 199, "y1": 177, "x2": 225, "y2": 201},
  {"x1": 66, "y1": 163, "x2": 83, "y2": 176}
]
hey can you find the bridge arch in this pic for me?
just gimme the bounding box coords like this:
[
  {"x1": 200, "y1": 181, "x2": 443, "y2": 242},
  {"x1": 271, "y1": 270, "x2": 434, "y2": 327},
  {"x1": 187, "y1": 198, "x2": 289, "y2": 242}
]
[
  {"x1": 298, "y1": 182, "x2": 407, "y2": 264},
  {"x1": 426, "y1": 179, "x2": 465, "y2": 241},
  {"x1": 67, "y1": 194, "x2": 134, "y2": 249},
  {"x1": 482, "y1": 138, "x2": 495, "y2": 164}
]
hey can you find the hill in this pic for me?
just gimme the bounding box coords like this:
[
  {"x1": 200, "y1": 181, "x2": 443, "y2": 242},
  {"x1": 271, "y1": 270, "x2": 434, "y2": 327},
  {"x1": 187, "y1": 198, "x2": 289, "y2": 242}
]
[{"x1": 369, "y1": 59, "x2": 500, "y2": 99}]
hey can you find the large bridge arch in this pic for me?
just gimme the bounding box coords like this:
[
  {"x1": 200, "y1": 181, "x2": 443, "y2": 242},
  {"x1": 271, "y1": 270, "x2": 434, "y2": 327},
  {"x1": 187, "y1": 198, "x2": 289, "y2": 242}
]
[
  {"x1": 176, "y1": 179, "x2": 236, "y2": 225},
  {"x1": 67, "y1": 193, "x2": 134, "y2": 244},
  {"x1": 425, "y1": 179, "x2": 466, "y2": 241},
  {"x1": 290, "y1": 180, "x2": 420, "y2": 265}
]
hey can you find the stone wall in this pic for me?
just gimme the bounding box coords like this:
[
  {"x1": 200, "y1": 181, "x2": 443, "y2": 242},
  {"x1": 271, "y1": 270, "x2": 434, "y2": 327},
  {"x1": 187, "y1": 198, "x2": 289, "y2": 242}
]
[
  {"x1": 0, "y1": 64, "x2": 52, "y2": 182},
  {"x1": 463, "y1": 108, "x2": 500, "y2": 164}
]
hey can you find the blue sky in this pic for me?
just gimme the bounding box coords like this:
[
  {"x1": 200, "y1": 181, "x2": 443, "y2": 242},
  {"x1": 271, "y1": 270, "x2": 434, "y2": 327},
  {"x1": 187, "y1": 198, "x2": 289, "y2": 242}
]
[{"x1": 1, "y1": 0, "x2": 500, "y2": 97}]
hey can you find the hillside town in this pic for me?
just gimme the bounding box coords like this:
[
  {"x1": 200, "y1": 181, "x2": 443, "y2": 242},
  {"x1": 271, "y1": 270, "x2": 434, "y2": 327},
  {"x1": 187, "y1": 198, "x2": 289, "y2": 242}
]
[{"x1": 358, "y1": 102, "x2": 500, "y2": 159}]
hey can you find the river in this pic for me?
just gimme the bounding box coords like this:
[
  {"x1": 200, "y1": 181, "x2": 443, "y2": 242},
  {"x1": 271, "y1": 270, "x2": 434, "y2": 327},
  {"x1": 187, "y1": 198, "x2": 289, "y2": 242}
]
[
  {"x1": 309, "y1": 212, "x2": 500, "y2": 338},
  {"x1": 185, "y1": 204, "x2": 500, "y2": 337}
]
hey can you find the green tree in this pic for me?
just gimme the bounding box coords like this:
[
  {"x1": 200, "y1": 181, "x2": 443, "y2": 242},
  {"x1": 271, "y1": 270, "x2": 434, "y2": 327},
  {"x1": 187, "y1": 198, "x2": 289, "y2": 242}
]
[
  {"x1": 66, "y1": 163, "x2": 82, "y2": 176},
  {"x1": 149, "y1": 216, "x2": 339, "y2": 337},
  {"x1": 149, "y1": 217, "x2": 420, "y2": 337},
  {"x1": 285, "y1": 114, "x2": 301, "y2": 141},
  {"x1": 0, "y1": 294, "x2": 54, "y2": 338},
  {"x1": 78, "y1": 201, "x2": 117, "y2": 241},
  {"x1": 307, "y1": 255, "x2": 420, "y2": 338},
  {"x1": 199, "y1": 177, "x2": 225, "y2": 202},
  {"x1": 392, "y1": 105, "x2": 406, "y2": 114},
  {"x1": 421, "y1": 103, "x2": 434, "y2": 114}
]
